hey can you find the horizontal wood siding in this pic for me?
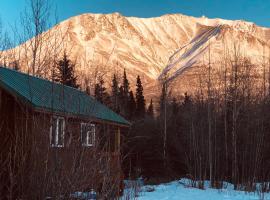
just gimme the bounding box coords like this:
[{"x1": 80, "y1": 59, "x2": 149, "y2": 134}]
[
  {"x1": 30, "y1": 113, "x2": 123, "y2": 198},
  {"x1": 0, "y1": 85, "x2": 126, "y2": 199},
  {"x1": 0, "y1": 88, "x2": 33, "y2": 198}
]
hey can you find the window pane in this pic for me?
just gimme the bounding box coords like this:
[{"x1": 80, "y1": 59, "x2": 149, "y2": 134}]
[
  {"x1": 89, "y1": 125, "x2": 95, "y2": 146},
  {"x1": 87, "y1": 131, "x2": 92, "y2": 145},
  {"x1": 81, "y1": 123, "x2": 95, "y2": 146},
  {"x1": 51, "y1": 117, "x2": 65, "y2": 147},
  {"x1": 58, "y1": 118, "x2": 64, "y2": 146},
  {"x1": 51, "y1": 118, "x2": 57, "y2": 146}
]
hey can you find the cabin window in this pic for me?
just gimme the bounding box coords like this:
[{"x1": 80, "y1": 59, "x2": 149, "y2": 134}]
[
  {"x1": 81, "y1": 123, "x2": 95, "y2": 147},
  {"x1": 50, "y1": 116, "x2": 65, "y2": 147}
]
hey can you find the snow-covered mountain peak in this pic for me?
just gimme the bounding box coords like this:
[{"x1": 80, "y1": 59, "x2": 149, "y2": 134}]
[{"x1": 2, "y1": 12, "x2": 270, "y2": 99}]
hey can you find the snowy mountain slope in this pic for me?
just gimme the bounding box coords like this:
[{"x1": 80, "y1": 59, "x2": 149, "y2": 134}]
[
  {"x1": 160, "y1": 25, "x2": 223, "y2": 81},
  {"x1": 160, "y1": 20, "x2": 270, "y2": 85},
  {"x1": 2, "y1": 13, "x2": 270, "y2": 98}
]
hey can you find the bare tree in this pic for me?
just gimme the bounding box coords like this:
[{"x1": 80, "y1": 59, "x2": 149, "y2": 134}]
[
  {"x1": 0, "y1": 18, "x2": 13, "y2": 65},
  {"x1": 22, "y1": 0, "x2": 51, "y2": 75},
  {"x1": 207, "y1": 41, "x2": 213, "y2": 186}
]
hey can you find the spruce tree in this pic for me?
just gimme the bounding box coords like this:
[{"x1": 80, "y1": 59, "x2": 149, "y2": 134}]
[
  {"x1": 120, "y1": 69, "x2": 130, "y2": 117},
  {"x1": 183, "y1": 92, "x2": 192, "y2": 107},
  {"x1": 94, "y1": 82, "x2": 102, "y2": 102},
  {"x1": 111, "y1": 74, "x2": 120, "y2": 112},
  {"x1": 11, "y1": 60, "x2": 20, "y2": 71},
  {"x1": 135, "y1": 75, "x2": 146, "y2": 118},
  {"x1": 159, "y1": 82, "x2": 166, "y2": 115},
  {"x1": 54, "y1": 53, "x2": 79, "y2": 88},
  {"x1": 122, "y1": 69, "x2": 130, "y2": 98},
  {"x1": 171, "y1": 97, "x2": 179, "y2": 116},
  {"x1": 147, "y1": 99, "x2": 154, "y2": 118},
  {"x1": 128, "y1": 90, "x2": 136, "y2": 120},
  {"x1": 85, "y1": 85, "x2": 91, "y2": 95},
  {"x1": 118, "y1": 85, "x2": 124, "y2": 115},
  {"x1": 94, "y1": 77, "x2": 110, "y2": 105}
]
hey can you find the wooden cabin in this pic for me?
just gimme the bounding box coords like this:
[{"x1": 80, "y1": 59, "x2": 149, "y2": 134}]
[{"x1": 0, "y1": 67, "x2": 130, "y2": 199}]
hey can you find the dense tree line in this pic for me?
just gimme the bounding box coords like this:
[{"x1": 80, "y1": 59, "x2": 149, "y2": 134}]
[
  {"x1": 92, "y1": 69, "x2": 147, "y2": 121},
  {"x1": 49, "y1": 53, "x2": 148, "y2": 123},
  {"x1": 49, "y1": 49, "x2": 270, "y2": 193},
  {"x1": 120, "y1": 52, "x2": 270, "y2": 195}
]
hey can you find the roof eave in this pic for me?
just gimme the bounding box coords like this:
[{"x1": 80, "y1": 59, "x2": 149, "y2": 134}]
[{"x1": 33, "y1": 106, "x2": 131, "y2": 127}]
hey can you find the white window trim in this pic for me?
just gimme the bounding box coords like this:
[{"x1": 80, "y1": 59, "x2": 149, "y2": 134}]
[
  {"x1": 50, "y1": 116, "x2": 65, "y2": 148},
  {"x1": 81, "y1": 123, "x2": 95, "y2": 147}
]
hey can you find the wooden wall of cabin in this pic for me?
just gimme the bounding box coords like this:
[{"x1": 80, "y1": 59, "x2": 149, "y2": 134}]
[
  {"x1": 0, "y1": 87, "x2": 127, "y2": 199},
  {"x1": 28, "y1": 112, "x2": 123, "y2": 199},
  {"x1": 0, "y1": 88, "x2": 33, "y2": 199}
]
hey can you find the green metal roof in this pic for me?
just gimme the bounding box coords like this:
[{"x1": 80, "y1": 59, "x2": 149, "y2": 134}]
[{"x1": 0, "y1": 67, "x2": 130, "y2": 126}]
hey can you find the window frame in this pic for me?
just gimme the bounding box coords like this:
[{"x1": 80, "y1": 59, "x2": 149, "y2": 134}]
[
  {"x1": 81, "y1": 123, "x2": 96, "y2": 147},
  {"x1": 50, "y1": 116, "x2": 65, "y2": 148}
]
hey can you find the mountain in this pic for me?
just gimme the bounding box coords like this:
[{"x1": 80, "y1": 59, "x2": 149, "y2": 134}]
[{"x1": 2, "y1": 13, "x2": 270, "y2": 101}]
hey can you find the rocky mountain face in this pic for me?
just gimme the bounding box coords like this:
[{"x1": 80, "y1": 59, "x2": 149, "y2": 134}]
[{"x1": 2, "y1": 13, "x2": 270, "y2": 101}]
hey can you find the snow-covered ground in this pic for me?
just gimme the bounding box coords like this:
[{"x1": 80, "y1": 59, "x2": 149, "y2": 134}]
[{"x1": 123, "y1": 179, "x2": 270, "y2": 200}]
